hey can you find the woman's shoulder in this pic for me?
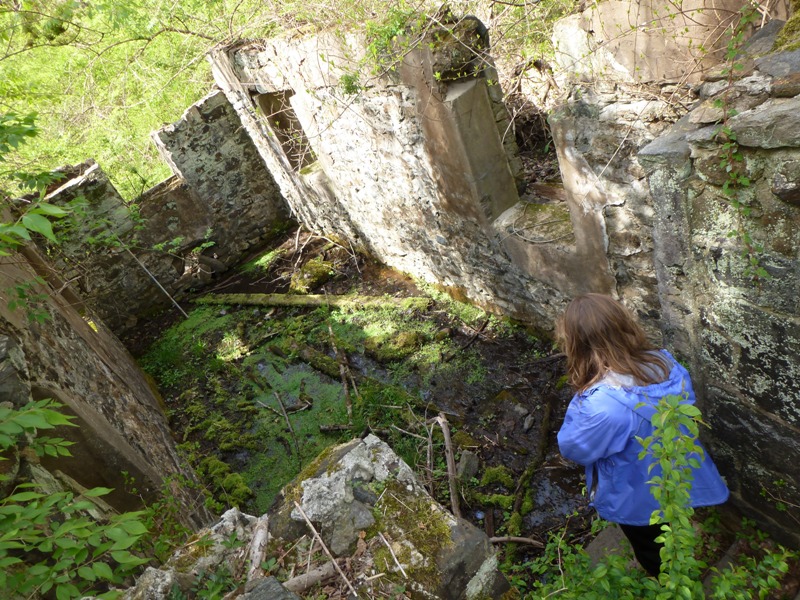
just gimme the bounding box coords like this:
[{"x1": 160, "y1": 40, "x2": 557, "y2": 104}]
[{"x1": 574, "y1": 385, "x2": 633, "y2": 417}]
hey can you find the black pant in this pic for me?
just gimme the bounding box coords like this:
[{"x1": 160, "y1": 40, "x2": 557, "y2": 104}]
[{"x1": 619, "y1": 523, "x2": 664, "y2": 577}]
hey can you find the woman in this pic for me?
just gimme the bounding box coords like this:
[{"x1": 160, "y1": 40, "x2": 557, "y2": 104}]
[{"x1": 556, "y1": 293, "x2": 729, "y2": 576}]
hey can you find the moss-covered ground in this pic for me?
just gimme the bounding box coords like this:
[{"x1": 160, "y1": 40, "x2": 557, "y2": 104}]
[{"x1": 131, "y1": 227, "x2": 581, "y2": 555}]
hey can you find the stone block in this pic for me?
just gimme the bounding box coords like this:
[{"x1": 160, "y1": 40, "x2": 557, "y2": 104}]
[{"x1": 704, "y1": 299, "x2": 800, "y2": 428}]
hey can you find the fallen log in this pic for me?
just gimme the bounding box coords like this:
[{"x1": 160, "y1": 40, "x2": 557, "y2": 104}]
[
  {"x1": 283, "y1": 561, "x2": 340, "y2": 593},
  {"x1": 195, "y1": 293, "x2": 432, "y2": 311},
  {"x1": 490, "y1": 536, "x2": 544, "y2": 548}
]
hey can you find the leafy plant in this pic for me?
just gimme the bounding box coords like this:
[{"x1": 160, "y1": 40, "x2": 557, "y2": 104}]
[{"x1": 0, "y1": 399, "x2": 150, "y2": 599}]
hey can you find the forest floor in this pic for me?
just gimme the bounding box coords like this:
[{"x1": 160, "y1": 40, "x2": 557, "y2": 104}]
[{"x1": 122, "y1": 122, "x2": 800, "y2": 596}]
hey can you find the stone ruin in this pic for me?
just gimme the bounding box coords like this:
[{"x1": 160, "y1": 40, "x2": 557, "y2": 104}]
[{"x1": 3, "y1": 0, "x2": 800, "y2": 568}]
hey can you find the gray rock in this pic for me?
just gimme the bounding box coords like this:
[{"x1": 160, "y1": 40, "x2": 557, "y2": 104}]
[
  {"x1": 755, "y1": 48, "x2": 800, "y2": 78},
  {"x1": 241, "y1": 577, "x2": 300, "y2": 600},
  {"x1": 523, "y1": 414, "x2": 536, "y2": 432},
  {"x1": 771, "y1": 160, "x2": 800, "y2": 205},
  {"x1": 457, "y1": 450, "x2": 480, "y2": 481},
  {"x1": 322, "y1": 499, "x2": 375, "y2": 555},
  {"x1": 122, "y1": 567, "x2": 185, "y2": 600},
  {"x1": 729, "y1": 97, "x2": 800, "y2": 148},
  {"x1": 740, "y1": 19, "x2": 785, "y2": 59}
]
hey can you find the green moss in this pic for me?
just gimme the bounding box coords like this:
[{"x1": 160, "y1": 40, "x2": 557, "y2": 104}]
[
  {"x1": 369, "y1": 479, "x2": 454, "y2": 590},
  {"x1": 520, "y1": 489, "x2": 535, "y2": 516},
  {"x1": 452, "y1": 430, "x2": 480, "y2": 449},
  {"x1": 480, "y1": 465, "x2": 514, "y2": 488},
  {"x1": 774, "y1": 0, "x2": 800, "y2": 51},
  {"x1": 197, "y1": 456, "x2": 253, "y2": 508},
  {"x1": 239, "y1": 248, "x2": 285, "y2": 274},
  {"x1": 277, "y1": 443, "x2": 340, "y2": 508},
  {"x1": 290, "y1": 257, "x2": 335, "y2": 293},
  {"x1": 472, "y1": 492, "x2": 514, "y2": 510},
  {"x1": 506, "y1": 511, "x2": 523, "y2": 537}
]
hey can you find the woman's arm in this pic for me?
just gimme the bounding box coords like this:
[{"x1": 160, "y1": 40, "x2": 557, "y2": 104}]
[{"x1": 557, "y1": 389, "x2": 638, "y2": 466}]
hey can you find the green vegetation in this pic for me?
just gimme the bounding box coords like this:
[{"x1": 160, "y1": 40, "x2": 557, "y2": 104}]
[
  {"x1": 508, "y1": 393, "x2": 795, "y2": 598},
  {"x1": 0, "y1": 400, "x2": 150, "y2": 599},
  {"x1": 1, "y1": 0, "x2": 578, "y2": 201},
  {"x1": 138, "y1": 244, "x2": 531, "y2": 515}
]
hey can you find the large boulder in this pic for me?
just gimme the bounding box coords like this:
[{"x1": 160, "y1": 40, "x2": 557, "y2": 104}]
[{"x1": 271, "y1": 434, "x2": 511, "y2": 600}]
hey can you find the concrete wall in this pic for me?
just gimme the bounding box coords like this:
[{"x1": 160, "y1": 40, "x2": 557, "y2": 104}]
[
  {"x1": 553, "y1": 0, "x2": 791, "y2": 85},
  {"x1": 639, "y1": 44, "x2": 800, "y2": 543},
  {"x1": 0, "y1": 244, "x2": 208, "y2": 526},
  {"x1": 45, "y1": 91, "x2": 291, "y2": 334},
  {"x1": 204, "y1": 9, "x2": 800, "y2": 543},
  {"x1": 210, "y1": 25, "x2": 573, "y2": 326}
]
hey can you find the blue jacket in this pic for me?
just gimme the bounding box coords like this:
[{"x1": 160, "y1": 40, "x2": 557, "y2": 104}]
[{"x1": 557, "y1": 350, "x2": 729, "y2": 525}]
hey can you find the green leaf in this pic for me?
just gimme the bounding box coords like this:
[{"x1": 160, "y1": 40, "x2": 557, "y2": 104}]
[
  {"x1": 120, "y1": 520, "x2": 148, "y2": 536},
  {"x1": 77, "y1": 565, "x2": 97, "y2": 581},
  {"x1": 92, "y1": 561, "x2": 114, "y2": 581},
  {"x1": 56, "y1": 582, "x2": 80, "y2": 600},
  {"x1": 21, "y1": 213, "x2": 57, "y2": 242},
  {"x1": 7, "y1": 491, "x2": 45, "y2": 502},
  {"x1": 83, "y1": 487, "x2": 114, "y2": 497},
  {"x1": 30, "y1": 203, "x2": 69, "y2": 217},
  {"x1": 111, "y1": 536, "x2": 137, "y2": 550}
]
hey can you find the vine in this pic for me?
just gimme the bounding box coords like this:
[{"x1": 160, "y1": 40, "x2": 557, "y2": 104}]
[{"x1": 713, "y1": 6, "x2": 770, "y2": 286}]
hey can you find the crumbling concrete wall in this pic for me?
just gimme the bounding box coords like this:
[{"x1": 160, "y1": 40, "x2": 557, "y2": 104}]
[
  {"x1": 45, "y1": 91, "x2": 290, "y2": 334},
  {"x1": 209, "y1": 24, "x2": 571, "y2": 326},
  {"x1": 0, "y1": 244, "x2": 208, "y2": 526},
  {"x1": 544, "y1": 0, "x2": 800, "y2": 544},
  {"x1": 639, "y1": 37, "x2": 800, "y2": 544}
]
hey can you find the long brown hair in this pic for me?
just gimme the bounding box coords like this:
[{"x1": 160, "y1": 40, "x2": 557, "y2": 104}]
[{"x1": 556, "y1": 293, "x2": 670, "y2": 392}]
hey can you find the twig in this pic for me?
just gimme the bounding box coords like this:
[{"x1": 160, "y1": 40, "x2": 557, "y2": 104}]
[
  {"x1": 490, "y1": 536, "x2": 544, "y2": 548},
  {"x1": 443, "y1": 318, "x2": 489, "y2": 362},
  {"x1": 390, "y1": 424, "x2": 426, "y2": 441},
  {"x1": 435, "y1": 414, "x2": 461, "y2": 518},
  {"x1": 125, "y1": 247, "x2": 189, "y2": 318},
  {"x1": 254, "y1": 399, "x2": 282, "y2": 417},
  {"x1": 284, "y1": 560, "x2": 340, "y2": 594},
  {"x1": 426, "y1": 422, "x2": 435, "y2": 495},
  {"x1": 378, "y1": 532, "x2": 408, "y2": 578},
  {"x1": 275, "y1": 391, "x2": 301, "y2": 470},
  {"x1": 293, "y1": 224, "x2": 303, "y2": 253},
  {"x1": 306, "y1": 538, "x2": 316, "y2": 574},
  {"x1": 319, "y1": 424, "x2": 351, "y2": 433},
  {"x1": 293, "y1": 501, "x2": 358, "y2": 597}
]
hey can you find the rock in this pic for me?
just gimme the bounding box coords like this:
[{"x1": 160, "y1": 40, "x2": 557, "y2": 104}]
[
  {"x1": 273, "y1": 434, "x2": 509, "y2": 599},
  {"x1": 729, "y1": 97, "x2": 800, "y2": 148},
  {"x1": 771, "y1": 160, "x2": 800, "y2": 205},
  {"x1": 772, "y1": 72, "x2": 800, "y2": 97},
  {"x1": 755, "y1": 48, "x2": 800, "y2": 78},
  {"x1": 289, "y1": 435, "x2": 415, "y2": 556},
  {"x1": 168, "y1": 508, "x2": 258, "y2": 577},
  {"x1": 122, "y1": 567, "x2": 187, "y2": 600},
  {"x1": 523, "y1": 414, "x2": 535, "y2": 432},
  {"x1": 240, "y1": 577, "x2": 300, "y2": 600},
  {"x1": 457, "y1": 450, "x2": 480, "y2": 481}
]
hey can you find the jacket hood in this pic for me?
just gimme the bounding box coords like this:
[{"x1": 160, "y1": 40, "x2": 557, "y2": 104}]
[{"x1": 586, "y1": 350, "x2": 692, "y2": 424}]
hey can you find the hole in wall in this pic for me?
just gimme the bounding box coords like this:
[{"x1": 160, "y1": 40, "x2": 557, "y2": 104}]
[{"x1": 253, "y1": 90, "x2": 316, "y2": 172}]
